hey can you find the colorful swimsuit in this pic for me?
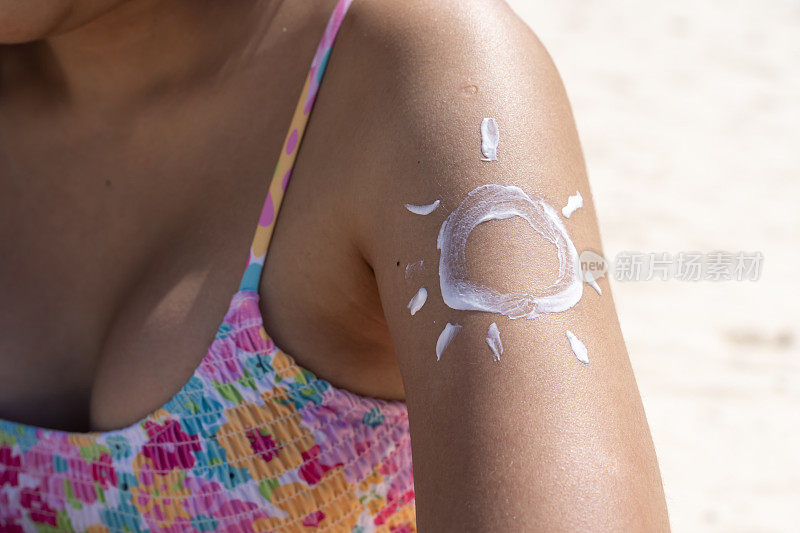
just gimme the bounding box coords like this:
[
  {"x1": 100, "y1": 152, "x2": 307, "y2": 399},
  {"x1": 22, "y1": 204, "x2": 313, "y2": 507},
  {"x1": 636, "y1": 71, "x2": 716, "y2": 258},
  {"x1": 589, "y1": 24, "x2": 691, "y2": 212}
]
[{"x1": 0, "y1": 1, "x2": 416, "y2": 531}]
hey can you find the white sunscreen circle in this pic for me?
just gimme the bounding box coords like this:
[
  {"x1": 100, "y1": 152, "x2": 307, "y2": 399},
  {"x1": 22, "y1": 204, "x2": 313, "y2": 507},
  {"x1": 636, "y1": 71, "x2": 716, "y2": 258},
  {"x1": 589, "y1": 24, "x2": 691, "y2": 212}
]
[{"x1": 437, "y1": 184, "x2": 583, "y2": 319}]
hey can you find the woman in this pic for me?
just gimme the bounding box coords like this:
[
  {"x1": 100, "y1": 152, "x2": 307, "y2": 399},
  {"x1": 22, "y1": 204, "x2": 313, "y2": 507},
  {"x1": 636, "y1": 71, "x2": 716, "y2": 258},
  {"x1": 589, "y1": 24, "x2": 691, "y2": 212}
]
[{"x1": 0, "y1": 0, "x2": 670, "y2": 530}]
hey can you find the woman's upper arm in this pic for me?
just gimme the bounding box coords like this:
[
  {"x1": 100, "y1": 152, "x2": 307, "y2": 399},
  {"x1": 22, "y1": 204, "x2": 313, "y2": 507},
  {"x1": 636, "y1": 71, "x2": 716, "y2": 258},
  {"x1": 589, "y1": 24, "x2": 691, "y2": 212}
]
[{"x1": 336, "y1": 1, "x2": 670, "y2": 529}]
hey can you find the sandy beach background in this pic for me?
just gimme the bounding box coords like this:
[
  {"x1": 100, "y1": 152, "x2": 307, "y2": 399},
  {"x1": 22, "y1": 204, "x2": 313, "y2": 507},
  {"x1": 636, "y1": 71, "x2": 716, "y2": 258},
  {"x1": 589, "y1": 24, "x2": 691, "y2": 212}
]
[{"x1": 506, "y1": 1, "x2": 800, "y2": 531}]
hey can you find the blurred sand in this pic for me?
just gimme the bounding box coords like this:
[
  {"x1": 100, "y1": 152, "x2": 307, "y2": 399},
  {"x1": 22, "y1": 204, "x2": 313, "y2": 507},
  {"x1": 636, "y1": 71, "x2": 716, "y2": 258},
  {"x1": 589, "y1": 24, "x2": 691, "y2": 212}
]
[{"x1": 506, "y1": 1, "x2": 800, "y2": 531}]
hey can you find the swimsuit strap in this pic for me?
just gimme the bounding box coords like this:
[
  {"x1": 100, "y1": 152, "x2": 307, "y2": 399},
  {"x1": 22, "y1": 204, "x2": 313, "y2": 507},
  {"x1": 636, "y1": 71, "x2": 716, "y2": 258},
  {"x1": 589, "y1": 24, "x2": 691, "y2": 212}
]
[{"x1": 239, "y1": 0, "x2": 354, "y2": 291}]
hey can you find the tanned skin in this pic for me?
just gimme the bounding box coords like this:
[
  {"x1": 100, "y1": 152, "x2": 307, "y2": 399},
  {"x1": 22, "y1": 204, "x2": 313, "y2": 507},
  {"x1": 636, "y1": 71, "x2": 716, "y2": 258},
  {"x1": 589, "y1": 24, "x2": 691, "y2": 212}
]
[{"x1": 0, "y1": 0, "x2": 669, "y2": 529}]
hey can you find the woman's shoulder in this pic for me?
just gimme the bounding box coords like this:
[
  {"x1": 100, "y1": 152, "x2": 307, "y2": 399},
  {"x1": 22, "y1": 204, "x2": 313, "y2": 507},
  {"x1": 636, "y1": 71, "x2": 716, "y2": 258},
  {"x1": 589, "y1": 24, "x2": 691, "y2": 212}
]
[
  {"x1": 339, "y1": 0, "x2": 553, "y2": 87},
  {"x1": 343, "y1": 0, "x2": 533, "y2": 50},
  {"x1": 313, "y1": 0, "x2": 569, "y2": 209}
]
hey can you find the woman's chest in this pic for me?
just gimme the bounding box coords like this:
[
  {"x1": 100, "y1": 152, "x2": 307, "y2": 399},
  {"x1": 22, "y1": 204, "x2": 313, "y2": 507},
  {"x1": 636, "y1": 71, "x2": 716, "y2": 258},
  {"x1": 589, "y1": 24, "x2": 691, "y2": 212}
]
[
  {"x1": 0, "y1": 100, "x2": 392, "y2": 432},
  {"x1": 0, "y1": 102, "x2": 263, "y2": 425}
]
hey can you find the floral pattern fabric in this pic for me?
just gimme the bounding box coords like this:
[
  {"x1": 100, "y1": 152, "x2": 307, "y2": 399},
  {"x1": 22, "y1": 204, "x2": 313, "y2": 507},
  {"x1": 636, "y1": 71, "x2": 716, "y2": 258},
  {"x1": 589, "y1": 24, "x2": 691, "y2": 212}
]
[{"x1": 0, "y1": 293, "x2": 415, "y2": 532}]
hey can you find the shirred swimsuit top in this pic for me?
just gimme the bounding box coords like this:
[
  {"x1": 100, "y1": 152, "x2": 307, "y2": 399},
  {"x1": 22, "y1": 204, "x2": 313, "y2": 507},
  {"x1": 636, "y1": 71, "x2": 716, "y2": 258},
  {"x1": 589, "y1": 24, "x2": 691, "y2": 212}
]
[{"x1": 0, "y1": 1, "x2": 416, "y2": 531}]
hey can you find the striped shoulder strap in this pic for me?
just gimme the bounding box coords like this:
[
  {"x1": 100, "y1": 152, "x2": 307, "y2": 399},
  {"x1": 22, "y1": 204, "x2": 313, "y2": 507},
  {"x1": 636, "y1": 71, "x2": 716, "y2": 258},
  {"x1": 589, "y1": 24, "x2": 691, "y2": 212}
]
[{"x1": 239, "y1": 0, "x2": 354, "y2": 291}]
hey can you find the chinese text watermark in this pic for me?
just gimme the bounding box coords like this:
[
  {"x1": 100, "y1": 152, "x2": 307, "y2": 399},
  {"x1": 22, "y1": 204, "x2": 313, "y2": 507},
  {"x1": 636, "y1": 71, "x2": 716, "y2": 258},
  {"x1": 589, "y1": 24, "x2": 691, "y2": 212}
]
[{"x1": 580, "y1": 251, "x2": 763, "y2": 282}]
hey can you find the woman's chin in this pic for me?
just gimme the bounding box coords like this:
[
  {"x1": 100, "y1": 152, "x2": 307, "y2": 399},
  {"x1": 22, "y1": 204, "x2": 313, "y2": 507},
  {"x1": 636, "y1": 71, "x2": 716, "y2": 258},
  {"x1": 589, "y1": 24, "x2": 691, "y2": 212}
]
[
  {"x1": 0, "y1": 1, "x2": 67, "y2": 42},
  {"x1": 0, "y1": 0, "x2": 123, "y2": 44}
]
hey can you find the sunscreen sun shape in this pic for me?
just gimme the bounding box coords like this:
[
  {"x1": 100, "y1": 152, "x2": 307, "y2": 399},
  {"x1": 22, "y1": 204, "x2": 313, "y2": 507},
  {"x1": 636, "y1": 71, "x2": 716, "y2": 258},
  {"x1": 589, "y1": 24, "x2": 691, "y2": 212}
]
[
  {"x1": 437, "y1": 184, "x2": 583, "y2": 320},
  {"x1": 407, "y1": 287, "x2": 428, "y2": 316},
  {"x1": 486, "y1": 322, "x2": 503, "y2": 362},
  {"x1": 405, "y1": 200, "x2": 441, "y2": 215},
  {"x1": 566, "y1": 330, "x2": 589, "y2": 364},
  {"x1": 436, "y1": 323, "x2": 462, "y2": 361},
  {"x1": 480, "y1": 118, "x2": 499, "y2": 161},
  {"x1": 587, "y1": 278, "x2": 602, "y2": 295},
  {"x1": 561, "y1": 191, "x2": 583, "y2": 218},
  {"x1": 405, "y1": 259, "x2": 425, "y2": 279}
]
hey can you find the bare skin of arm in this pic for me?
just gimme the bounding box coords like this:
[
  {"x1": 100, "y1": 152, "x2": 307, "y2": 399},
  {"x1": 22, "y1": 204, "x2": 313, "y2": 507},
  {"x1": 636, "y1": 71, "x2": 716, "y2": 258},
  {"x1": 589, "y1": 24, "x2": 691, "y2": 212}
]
[{"x1": 327, "y1": 0, "x2": 671, "y2": 529}]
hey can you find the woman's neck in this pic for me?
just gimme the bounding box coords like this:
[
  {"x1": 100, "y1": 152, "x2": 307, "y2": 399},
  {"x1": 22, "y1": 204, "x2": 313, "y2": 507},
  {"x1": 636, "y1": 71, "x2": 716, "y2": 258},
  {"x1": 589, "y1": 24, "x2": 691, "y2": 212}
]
[{"x1": 1, "y1": 0, "x2": 283, "y2": 110}]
